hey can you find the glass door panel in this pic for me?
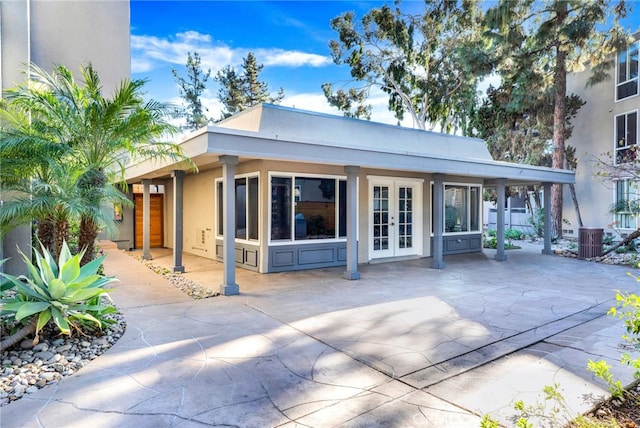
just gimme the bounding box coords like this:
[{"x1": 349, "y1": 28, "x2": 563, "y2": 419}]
[{"x1": 370, "y1": 180, "x2": 421, "y2": 259}]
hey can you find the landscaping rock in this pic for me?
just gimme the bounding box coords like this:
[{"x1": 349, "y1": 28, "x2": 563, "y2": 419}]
[{"x1": 0, "y1": 310, "x2": 125, "y2": 407}]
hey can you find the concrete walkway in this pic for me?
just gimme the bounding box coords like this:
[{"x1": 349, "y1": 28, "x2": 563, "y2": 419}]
[{"x1": 2, "y1": 243, "x2": 639, "y2": 427}]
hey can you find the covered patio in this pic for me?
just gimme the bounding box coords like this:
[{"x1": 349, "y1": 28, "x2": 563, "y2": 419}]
[{"x1": 120, "y1": 104, "x2": 574, "y2": 295}]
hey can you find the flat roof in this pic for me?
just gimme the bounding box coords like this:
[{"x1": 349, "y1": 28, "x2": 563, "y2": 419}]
[{"x1": 125, "y1": 104, "x2": 574, "y2": 186}]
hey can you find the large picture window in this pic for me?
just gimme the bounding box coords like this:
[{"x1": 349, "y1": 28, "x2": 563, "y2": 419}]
[
  {"x1": 615, "y1": 111, "x2": 638, "y2": 164},
  {"x1": 270, "y1": 174, "x2": 347, "y2": 242},
  {"x1": 615, "y1": 179, "x2": 638, "y2": 230},
  {"x1": 617, "y1": 41, "x2": 639, "y2": 101},
  {"x1": 216, "y1": 175, "x2": 259, "y2": 241},
  {"x1": 444, "y1": 184, "x2": 481, "y2": 233}
]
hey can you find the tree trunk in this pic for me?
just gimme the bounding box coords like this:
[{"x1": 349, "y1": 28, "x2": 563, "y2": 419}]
[
  {"x1": 37, "y1": 215, "x2": 55, "y2": 254},
  {"x1": 603, "y1": 229, "x2": 640, "y2": 256},
  {"x1": 551, "y1": 4, "x2": 568, "y2": 239},
  {"x1": 54, "y1": 216, "x2": 69, "y2": 261},
  {"x1": 564, "y1": 148, "x2": 583, "y2": 228},
  {"x1": 569, "y1": 183, "x2": 583, "y2": 228},
  {"x1": 78, "y1": 215, "x2": 98, "y2": 266},
  {"x1": 0, "y1": 317, "x2": 37, "y2": 354}
]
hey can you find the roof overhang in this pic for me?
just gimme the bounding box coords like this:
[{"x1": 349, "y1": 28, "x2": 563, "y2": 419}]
[{"x1": 124, "y1": 105, "x2": 574, "y2": 187}]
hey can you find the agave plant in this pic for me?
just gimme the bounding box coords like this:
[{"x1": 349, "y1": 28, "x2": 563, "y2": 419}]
[{"x1": 0, "y1": 241, "x2": 117, "y2": 352}]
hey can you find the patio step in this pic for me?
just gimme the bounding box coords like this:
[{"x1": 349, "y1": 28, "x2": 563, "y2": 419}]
[{"x1": 399, "y1": 301, "x2": 611, "y2": 389}]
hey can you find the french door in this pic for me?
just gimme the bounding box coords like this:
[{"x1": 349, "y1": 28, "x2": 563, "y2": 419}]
[{"x1": 369, "y1": 178, "x2": 422, "y2": 259}]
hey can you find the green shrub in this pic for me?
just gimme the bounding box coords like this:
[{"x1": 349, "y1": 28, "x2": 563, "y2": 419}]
[
  {"x1": 0, "y1": 241, "x2": 117, "y2": 341},
  {"x1": 505, "y1": 228, "x2": 526, "y2": 240},
  {"x1": 484, "y1": 235, "x2": 498, "y2": 249},
  {"x1": 608, "y1": 289, "x2": 640, "y2": 379}
]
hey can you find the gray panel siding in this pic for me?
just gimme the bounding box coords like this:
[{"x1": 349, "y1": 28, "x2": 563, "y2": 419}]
[
  {"x1": 338, "y1": 246, "x2": 347, "y2": 261},
  {"x1": 215, "y1": 240, "x2": 260, "y2": 272},
  {"x1": 272, "y1": 249, "x2": 295, "y2": 267},
  {"x1": 245, "y1": 249, "x2": 258, "y2": 267},
  {"x1": 299, "y1": 247, "x2": 335, "y2": 264},
  {"x1": 268, "y1": 242, "x2": 347, "y2": 272},
  {"x1": 431, "y1": 233, "x2": 483, "y2": 255}
]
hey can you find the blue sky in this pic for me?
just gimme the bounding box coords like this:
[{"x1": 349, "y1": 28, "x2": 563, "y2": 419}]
[{"x1": 131, "y1": 1, "x2": 640, "y2": 126}]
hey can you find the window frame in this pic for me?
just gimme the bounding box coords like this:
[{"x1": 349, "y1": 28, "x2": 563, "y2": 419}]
[
  {"x1": 215, "y1": 172, "x2": 260, "y2": 243},
  {"x1": 614, "y1": 109, "x2": 639, "y2": 165},
  {"x1": 614, "y1": 179, "x2": 639, "y2": 230},
  {"x1": 268, "y1": 171, "x2": 348, "y2": 245},
  {"x1": 431, "y1": 182, "x2": 483, "y2": 236},
  {"x1": 616, "y1": 41, "x2": 639, "y2": 102}
]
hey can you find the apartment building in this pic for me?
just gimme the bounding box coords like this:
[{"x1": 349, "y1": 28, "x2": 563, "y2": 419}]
[{"x1": 563, "y1": 32, "x2": 639, "y2": 238}]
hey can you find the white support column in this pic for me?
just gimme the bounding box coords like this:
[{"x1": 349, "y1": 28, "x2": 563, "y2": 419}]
[
  {"x1": 431, "y1": 174, "x2": 446, "y2": 269},
  {"x1": 172, "y1": 170, "x2": 185, "y2": 273},
  {"x1": 495, "y1": 178, "x2": 507, "y2": 261},
  {"x1": 343, "y1": 166, "x2": 360, "y2": 280},
  {"x1": 142, "y1": 179, "x2": 152, "y2": 260},
  {"x1": 219, "y1": 155, "x2": 239, "y2": 296},
  {"x1": 542, "y1": 182, "x2": 553, "y2": 255}
]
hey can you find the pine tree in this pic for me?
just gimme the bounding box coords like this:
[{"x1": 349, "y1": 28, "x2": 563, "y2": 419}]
[
  {"x1": 215, "y1": 52, "x2": 284, "y2": 119},
  {"x1": 171, "y1": 52, "x2": 211, "y2": 130},
  {"x1": 484, "y1": 0, "x2": 631, "y2": 237}
]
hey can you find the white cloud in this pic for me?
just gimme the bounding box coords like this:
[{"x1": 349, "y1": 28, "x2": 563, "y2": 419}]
[
  {"x1": 131, "y1": 30, "x2": 331, "y2": 75},
  {"x1": 131, "y1": 58, "x2": 154, "y2": 74},
  {"x1": 258, "y1": 49, "x2": 332, "y2": 67}
]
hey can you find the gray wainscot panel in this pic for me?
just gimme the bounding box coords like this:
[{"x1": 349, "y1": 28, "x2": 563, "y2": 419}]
[
  {"x1": 215, "y1": 240, "x2": 260, "y2": 272},
  {"x1": 431, "y1": 233, "x2": 483, "y2": 255},
  {"x1": 268, "y1": 242, "x2": 348, "y2": 272}
]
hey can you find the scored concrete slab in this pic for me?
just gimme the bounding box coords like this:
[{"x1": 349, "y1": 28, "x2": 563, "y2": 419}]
[{"x1": 1, "y1": 242, "x2": 638, "y2": 427}]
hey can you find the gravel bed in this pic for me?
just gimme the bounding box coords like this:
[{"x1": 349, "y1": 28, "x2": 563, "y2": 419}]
[
  {"x1": 135, "y1": 256, "x2": 220, "y2": 299},
  {"x1": 0, "y1": 311, "x2": 126, "y2": 407}
]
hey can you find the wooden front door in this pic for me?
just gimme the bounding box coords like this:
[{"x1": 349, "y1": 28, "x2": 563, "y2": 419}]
[{"x1": 135, "y1": 194, "x2": 164, "y2": 248}]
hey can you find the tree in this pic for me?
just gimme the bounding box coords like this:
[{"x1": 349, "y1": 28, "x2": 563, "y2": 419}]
[
  {"x1": 484, "y1": 0, "x2": 631, "y2": 236},
  {"x1": 323, "y1": 1, "x2": 489, "y2": 133},
  {"x1": 215, "y1": 52, "x2": 284, "y2": 119},
  {"x1": 1, "y1": 63, "x2": 191, "y2": 265},
  {"x1": 171, "y1": 52, "x2": 212, "y2": 131},
  {"x1": 471, "y1": 82, "x2": 585, "y2": 226}
]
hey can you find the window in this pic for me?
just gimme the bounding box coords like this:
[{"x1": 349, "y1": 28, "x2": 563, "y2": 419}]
[
  {"x1": 270, "y1": 174, "x2": 348, "y2": 241},
  {"x1": 615, "y1": 111, "x2": 638, "y2": 164},
  {"x1": 216, "y1": 175, "x2": 259, "y2": 241},
  {"x1": 617, "y1": 41, "x2": 639, "y2": 101},
  {"x1": 615, "y1": 180, "x2": 638, "y2": 229},
  {"x1": 444, "y1": 184, "x2": 481, "y2": 233}
]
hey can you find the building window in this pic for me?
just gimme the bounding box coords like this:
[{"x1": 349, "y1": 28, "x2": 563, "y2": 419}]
[
  {"x1": 444, "y1": 184, "x2": 481, "y2": 233},
  {"x1": 615, "y1": 111, "x2": 638, "y2": 164},
  {"x1": 216, "y1": 175, "x2": 259, "y2": 241},
  {"x1": 615, "y1": 179, "x2": 638, "y2": 230},
  {"x1": 270, "y1": 174, "x2": 347, "y2": 242},
  {"x1": 617, "y1": 41, "x2": 639, "y2": 101}
]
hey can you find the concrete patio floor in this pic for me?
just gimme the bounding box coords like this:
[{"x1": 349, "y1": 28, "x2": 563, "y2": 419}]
[{"x1": 2, "y1": 242, "x2": 639, "y2": 427}]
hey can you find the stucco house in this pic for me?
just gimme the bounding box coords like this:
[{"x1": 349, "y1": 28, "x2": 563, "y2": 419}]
[
  {"x1": 563, "y1": 31, "x2": 639, "y2": 238},
  {"x1": 119, "y1": 104, "x2": 574, "y2": 295}
]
